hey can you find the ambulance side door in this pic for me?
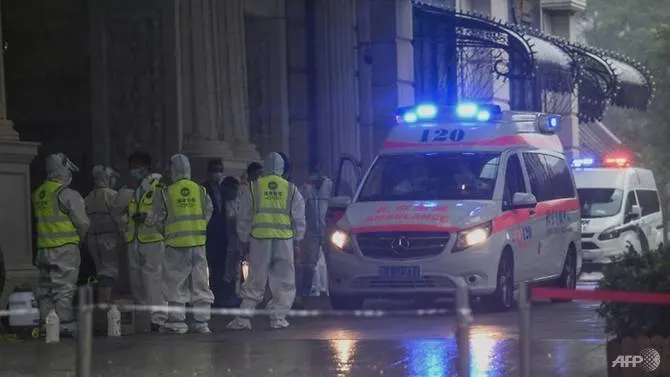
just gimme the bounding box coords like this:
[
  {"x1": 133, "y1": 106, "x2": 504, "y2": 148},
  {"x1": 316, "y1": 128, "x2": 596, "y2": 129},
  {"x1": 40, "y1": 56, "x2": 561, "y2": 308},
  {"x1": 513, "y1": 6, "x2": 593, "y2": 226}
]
[
  {"x1": 519, "y1": 151, "x2": 552, "y2": 278},
  {"x1": 501, "y1": 152, "x2": 538, "y2": 282}
]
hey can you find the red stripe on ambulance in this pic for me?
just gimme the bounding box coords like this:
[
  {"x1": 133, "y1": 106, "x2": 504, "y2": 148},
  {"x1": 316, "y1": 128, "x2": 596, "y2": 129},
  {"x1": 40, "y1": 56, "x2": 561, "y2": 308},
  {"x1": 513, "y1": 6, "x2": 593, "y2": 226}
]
[{"x1": 349, "y1": 198, "x2": 579, "y2": 234}]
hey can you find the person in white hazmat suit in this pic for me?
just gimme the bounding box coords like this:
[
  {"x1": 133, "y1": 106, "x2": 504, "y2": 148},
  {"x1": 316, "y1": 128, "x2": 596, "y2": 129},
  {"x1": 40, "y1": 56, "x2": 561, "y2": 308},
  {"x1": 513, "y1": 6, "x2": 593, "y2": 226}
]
[
  {"x1": 32, "y1": 153, "x2": 90, "y2": 334},
  {"x1": 114, "y1": 151, "x2": 167, "y2": 331},
  {"x1": 84, "y1": 165, "x2": 123, "y2": 303},
  {"x1": 226, "y1": 152, "x2": 306, "y2": 330},
  {"x1": 298, "y1": 162, "x2": 332, "y2": 298},
  {"x1": 144, "y1": 154, "x2": 215, "y2": 334}
]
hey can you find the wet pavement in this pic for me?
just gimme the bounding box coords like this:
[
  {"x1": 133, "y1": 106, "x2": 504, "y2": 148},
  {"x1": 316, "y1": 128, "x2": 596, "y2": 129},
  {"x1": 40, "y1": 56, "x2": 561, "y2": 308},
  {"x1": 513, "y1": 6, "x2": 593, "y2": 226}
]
[{"x1": 0, "y1": 282, "x2": 608, "y2": 377}]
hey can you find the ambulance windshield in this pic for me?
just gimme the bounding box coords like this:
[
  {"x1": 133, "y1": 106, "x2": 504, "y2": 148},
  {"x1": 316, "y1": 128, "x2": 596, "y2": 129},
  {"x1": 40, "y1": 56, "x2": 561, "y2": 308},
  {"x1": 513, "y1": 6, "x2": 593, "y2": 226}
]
[
  {"x1": 577, "y1": 188, "x2": 624, "y2": 218},
  {"x1": 358, "y1": 152, "x2": 500, "y2": 202}
]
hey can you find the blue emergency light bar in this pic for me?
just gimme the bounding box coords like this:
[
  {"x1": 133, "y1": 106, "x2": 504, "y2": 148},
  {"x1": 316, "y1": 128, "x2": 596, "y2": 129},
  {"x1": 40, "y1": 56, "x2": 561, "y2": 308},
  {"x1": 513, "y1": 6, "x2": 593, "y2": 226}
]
[
  {"x1": 571, "y1": 157, "x2": 595, "y2": 168},
  {"x1": 396, "y1": 102, "x2": 503, "y2": 125}
]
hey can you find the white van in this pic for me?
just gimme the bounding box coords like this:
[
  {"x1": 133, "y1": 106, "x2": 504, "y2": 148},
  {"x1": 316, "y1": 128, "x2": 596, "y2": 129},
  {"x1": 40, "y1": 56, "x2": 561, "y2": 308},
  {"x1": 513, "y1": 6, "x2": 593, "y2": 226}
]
[
  {"x1": 325, "y1": 103, "x2": 582, "y2": 311},
  {"x1": 572, "y1": 160, "x2": 664, "y2": 271}
]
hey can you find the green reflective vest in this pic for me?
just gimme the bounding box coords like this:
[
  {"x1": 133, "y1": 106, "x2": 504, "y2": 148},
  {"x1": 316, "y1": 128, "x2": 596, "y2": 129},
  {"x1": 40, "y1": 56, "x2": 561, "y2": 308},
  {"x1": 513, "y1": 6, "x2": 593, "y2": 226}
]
[
  {"x1": 250, "y1": 175, "x2": 295, "y2": 239},
  {"x1": 33, "y1": 180, "x2": 80, "y2": 248},
  {"x1": 163, "y1": 179, "x2": 207, "y2": 248},
  {"x1": 125, "y1": 179, "x2": 164, "y2": 243}
]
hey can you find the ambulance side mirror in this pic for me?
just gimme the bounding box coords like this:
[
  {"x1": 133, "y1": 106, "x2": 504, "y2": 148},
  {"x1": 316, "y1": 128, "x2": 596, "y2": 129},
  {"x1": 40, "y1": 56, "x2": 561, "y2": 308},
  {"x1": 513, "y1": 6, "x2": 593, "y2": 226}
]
[
  {"x1": 512, "y1": 192, "x2": 537, "y2": 209},
  {"x1": 626, "y1": 205, "x2": 642, "y2": 222}
]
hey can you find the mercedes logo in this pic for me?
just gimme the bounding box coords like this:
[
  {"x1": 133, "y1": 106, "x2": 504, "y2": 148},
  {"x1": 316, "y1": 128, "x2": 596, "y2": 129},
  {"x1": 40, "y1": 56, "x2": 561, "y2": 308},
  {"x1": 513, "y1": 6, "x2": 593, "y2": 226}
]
[{"x1": 390, "y1": 237, "x2": 410, "y2": 254}]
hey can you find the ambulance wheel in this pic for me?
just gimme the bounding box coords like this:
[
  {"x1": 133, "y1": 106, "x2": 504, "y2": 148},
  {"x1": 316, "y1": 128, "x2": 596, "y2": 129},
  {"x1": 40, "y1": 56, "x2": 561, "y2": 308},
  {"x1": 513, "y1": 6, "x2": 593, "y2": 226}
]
[
  {"x1": 551, "y1": 246, "x2": 576, "y2": 303},
  {"x1": 329, "y1": 295, "x2": 364, "y2": 310},
  {"x1": 480, "y1": 250, "x2": 514, "y2": 312}
]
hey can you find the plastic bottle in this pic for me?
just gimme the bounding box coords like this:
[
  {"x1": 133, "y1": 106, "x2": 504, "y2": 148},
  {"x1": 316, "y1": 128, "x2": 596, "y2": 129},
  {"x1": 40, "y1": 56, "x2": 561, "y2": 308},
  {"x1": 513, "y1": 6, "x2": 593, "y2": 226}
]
[
  {"x1": 107, "y1": 305, "x2": 121, "y2": 337},
  {"x1": 45, "y1": 310, "x2": 59, "y2": 343}
]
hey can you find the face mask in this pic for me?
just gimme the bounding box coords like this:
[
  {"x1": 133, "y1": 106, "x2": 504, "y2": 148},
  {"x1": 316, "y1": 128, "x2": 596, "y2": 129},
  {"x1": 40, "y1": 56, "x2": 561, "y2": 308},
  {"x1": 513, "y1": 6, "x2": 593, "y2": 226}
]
[
  {"x1": 310, "y1": 173, "x2": 323, "y2": 182},
  {"x1": 209, "y1": 172, "x2": 224, "y2": 184},
  {"x1": 130, "y1": 169, "x2": 144, "y2": 181}
]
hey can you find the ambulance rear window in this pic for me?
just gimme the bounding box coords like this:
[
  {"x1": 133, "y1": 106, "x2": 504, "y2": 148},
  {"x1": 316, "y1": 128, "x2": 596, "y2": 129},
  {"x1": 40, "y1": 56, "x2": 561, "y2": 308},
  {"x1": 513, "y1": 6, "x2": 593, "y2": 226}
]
[{"x1": 358, "y1": 152, "x2": 500, "y2": 202}]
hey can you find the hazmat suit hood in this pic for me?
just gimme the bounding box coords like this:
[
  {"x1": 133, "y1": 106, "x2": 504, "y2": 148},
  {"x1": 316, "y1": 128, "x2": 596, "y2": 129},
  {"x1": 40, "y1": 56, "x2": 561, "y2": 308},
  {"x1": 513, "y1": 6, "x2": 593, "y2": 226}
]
[
  {"x1": 263, "y1": 152, "x2": 285, "y2": 177},
  {"x1": 45, "y1": 153, "x2": 80, "y2": 186},
  {"x1": 92, "y1": 165, "x2": 120, "y2": 188},
  {"x1": 169, "y1": 154, "x2": 191, "y2": 181}
]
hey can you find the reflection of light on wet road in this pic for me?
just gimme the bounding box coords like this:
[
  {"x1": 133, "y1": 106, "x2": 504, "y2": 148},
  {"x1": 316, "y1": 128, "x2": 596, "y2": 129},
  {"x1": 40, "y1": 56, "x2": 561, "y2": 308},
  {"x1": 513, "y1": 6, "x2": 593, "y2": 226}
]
[
  {"x1": 403, "y1": 339, "x2": 454, "y2": 377},
  {"x1": 470, "y1": 332, "x2": 501, "y2": 377},
  {"x1": 401, "y1": 326, "x2": 505, "y2": 377},
  {"x1": 328, "y1": 339, "x2": 358, "y2": 375},
  {"x1": 549, "y1": 342, "x2": 569, "y2": 377}
]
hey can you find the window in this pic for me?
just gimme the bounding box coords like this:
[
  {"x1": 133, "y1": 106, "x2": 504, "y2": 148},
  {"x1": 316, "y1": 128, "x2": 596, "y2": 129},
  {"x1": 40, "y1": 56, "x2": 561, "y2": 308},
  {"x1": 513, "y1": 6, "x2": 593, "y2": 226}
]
[
  {"x1": 623, "y1": 191, "x2": 638, "y2": 223},
  {"x1": 636, "y1": 190, "x2": 660, "y2": 216},
  {"x1": 357, "y1": 152, "x2": 501, "y2": 202},
  {"x1": 522, "y1": 152, "x2": 552, "y2": 202},
  {"x1": 503, "y1": 154, "x2": 526, "y2": 210},
  {"x1": 577, "y1": 188, "x2": 623, "y2": 218},
  {"x1": 543, "y1": 155, "x2": 575, "y2": 199}
]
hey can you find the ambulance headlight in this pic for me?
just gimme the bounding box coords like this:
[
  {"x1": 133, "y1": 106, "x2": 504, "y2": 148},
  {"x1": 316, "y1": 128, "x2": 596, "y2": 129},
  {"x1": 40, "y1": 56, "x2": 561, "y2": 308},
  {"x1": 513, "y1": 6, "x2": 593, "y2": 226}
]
[
  {"x1": 330, "y1": 229, "x2": 352, "y2": 252},
  {"x1": 454, "y1": 221, "x2": 492, "y2": 252}
]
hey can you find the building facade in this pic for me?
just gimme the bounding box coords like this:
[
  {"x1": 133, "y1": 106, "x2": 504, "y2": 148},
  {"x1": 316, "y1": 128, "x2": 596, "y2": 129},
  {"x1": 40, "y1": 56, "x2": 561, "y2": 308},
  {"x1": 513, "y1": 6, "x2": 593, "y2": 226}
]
[{"x1": 0, "y1": 0, "x2": 653, "y2": 303}]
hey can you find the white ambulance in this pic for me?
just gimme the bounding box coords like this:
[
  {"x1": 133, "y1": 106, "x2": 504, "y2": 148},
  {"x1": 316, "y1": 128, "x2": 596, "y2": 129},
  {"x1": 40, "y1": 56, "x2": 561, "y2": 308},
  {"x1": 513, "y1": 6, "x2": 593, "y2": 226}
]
[
  {"x1": 572, "y1": 156, "x2": 664, "y2": 271},
  {"x1": 325, "y1": 103, "x2": 582, "y2": 311}
]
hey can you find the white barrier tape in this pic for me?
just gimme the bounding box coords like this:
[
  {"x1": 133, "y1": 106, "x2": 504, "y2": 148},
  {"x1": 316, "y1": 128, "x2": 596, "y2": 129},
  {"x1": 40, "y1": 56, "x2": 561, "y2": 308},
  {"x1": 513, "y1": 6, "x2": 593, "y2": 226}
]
[{"x1": 0, "y1": 305, "x2": 452, "y2": 318}]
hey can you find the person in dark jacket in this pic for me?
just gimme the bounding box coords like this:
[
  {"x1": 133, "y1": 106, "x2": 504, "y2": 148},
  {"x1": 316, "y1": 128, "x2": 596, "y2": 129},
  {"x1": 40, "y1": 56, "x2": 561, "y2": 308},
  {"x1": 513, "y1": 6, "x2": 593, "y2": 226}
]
[
  {"x1": 278, "y1": 152, "x2": 292, "y2": 181},
  {"x1": 204, "y1": 159, "x2": 228, "y2": 307}
]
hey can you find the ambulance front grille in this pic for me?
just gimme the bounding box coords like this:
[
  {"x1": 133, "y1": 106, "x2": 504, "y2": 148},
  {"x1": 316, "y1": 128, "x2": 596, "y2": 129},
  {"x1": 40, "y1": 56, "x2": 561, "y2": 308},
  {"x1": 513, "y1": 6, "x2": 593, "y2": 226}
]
[
  {"x1": 351, "y1": 276, "x2": 455, "y2": 289},
  {"x1": 356, "y1": 232, "x2": 450, "y2": 260}
]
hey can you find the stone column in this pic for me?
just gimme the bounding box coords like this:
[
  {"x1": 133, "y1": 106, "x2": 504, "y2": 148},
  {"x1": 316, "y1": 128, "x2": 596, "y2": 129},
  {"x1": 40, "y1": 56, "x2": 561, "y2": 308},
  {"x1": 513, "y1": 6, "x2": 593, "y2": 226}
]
[
  {"x1": 544, "y1": 2, "x2": 585, "y2": 157},
  {"x1": 286, "y1": 0, "x2": 311, "y2": 182},
  {"x1": 178, "y1": 0, "x2": 259, "y2": 179},
  {"x1": 357, "y1": 0, "x2": 375, "y2": 168},
  {"x1": 314, "y1": 0, "x2": 359, "y2": 176},
  {"x1": 245, "y1": 6, "x2": 291, "y2": 159},
  {"x1": 369, "y1": 0, "x2": 415, "y2": 151},
  {"x1": 0, "y1": 0, "x2": 40, "y2": 308}
]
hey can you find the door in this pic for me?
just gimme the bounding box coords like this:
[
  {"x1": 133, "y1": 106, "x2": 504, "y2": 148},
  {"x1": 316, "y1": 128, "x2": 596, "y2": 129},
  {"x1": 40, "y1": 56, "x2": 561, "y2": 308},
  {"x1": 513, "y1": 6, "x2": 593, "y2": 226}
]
[
  {"x1": 636, "y1": 189, "x2": 663, "y2": 250},
  {"x1": 326, "y1": 154, "x2": 363, "y2": 228},
  {"x1": 542, "y1": 154, "x2": 577, "y2": 276},
  {"x1": 501, "y1": 152, "x2": 537, "y2": 282},
  {"x1": 521, "y1": 152, "x2": 554, "y2": 278}
]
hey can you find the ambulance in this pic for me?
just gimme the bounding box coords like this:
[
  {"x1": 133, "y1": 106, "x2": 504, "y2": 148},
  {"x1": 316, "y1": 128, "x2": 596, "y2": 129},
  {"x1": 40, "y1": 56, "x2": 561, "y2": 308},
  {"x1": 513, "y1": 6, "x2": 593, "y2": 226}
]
[
  {"x1": 572, "y1": 155, "x2": 664, "y2": 272},
  {"x1": 325, "y1": 103, "x2": 582, "y2": 311}
]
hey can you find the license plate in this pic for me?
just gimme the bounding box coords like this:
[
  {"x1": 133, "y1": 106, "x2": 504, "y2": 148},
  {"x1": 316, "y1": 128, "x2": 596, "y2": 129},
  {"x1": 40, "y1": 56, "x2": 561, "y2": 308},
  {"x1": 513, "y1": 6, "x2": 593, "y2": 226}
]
[{"x1": 379, "y1": 266, "x2": 421, "y2": 279}]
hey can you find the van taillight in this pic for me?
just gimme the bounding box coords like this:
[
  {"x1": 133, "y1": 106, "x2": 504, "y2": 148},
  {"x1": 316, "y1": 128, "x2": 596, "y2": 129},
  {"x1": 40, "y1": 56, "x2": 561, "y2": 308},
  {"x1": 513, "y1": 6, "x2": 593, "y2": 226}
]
[{"x1": 326, "y1": 208, "x2": 345, "y2": 225}]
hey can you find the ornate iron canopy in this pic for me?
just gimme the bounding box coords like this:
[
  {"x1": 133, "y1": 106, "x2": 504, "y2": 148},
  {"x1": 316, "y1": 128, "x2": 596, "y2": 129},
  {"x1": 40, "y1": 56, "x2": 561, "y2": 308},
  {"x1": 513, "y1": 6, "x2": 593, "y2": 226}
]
[
  {"x1": 412, "y1": 2, "x2": 575, "y2": 106},
  {"x1": 539, "y1": 39, "x2": 655, "y2": 122}
]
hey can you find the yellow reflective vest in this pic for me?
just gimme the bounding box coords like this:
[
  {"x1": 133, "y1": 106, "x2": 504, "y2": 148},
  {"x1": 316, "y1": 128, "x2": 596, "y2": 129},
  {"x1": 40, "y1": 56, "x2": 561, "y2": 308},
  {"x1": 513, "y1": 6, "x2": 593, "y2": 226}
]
[
  {"x1": 250, "y1": 175, "x2": 295, "y2": 239},
  {"x1": 125, "y1": 179, "x2": 164, "y2": 244},
  {"x1": 163, "y1": 179, "x2": 207, "y2": 248},
  {"x1": 33, "y1": 180, "x2": 81, "y2": 248}
]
